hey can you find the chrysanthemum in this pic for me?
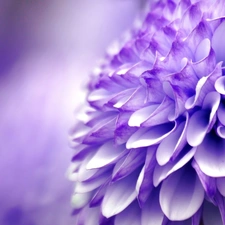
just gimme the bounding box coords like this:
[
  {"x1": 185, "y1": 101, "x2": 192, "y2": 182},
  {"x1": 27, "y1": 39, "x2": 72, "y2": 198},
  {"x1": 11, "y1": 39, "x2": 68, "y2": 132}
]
[{"x1": 69, "y1": 0, "x2": 225, "y2": 224}]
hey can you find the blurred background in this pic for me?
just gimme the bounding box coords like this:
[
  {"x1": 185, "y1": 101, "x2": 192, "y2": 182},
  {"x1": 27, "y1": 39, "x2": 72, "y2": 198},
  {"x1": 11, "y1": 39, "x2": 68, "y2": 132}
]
[{"x1": 0, "y1": 1, "x2": 144, "y2": 224}]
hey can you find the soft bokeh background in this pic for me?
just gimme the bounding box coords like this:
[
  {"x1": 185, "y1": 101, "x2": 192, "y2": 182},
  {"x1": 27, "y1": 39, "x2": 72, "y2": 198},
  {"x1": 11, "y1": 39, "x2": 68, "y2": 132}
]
[{"x1": 0, "y1": 1, "x2": 143, "y2": 224}]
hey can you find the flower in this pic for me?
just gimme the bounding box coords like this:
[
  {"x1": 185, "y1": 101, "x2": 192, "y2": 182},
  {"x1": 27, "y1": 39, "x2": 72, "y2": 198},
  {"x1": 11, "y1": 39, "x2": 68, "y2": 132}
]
[{"x1": 69, "y1": 0, "x2": 225, "y2": 224}]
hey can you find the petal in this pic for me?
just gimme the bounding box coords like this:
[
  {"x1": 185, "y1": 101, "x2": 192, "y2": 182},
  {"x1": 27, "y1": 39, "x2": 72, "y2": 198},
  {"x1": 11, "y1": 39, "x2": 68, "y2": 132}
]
[
  {"x1": 128, "y1": 104, "x2": 159, "y2": 127},
  {"x1": 156, "y1": 117, "x2": 188, "y2": 166},
  {"x1": 154, "y1": 146, "x2": 196, "y2": 187},
  {"x1": 121, "y1": 86, "x2": 148, "y2": 111},
  {"x1": 90, "y1": 181, "x2": 109, "y2": 207},
  {"x1": 194, "y1": 133, "x2": 225, "y2": 177},
  {"x1": 71, "y1": 192, "x2": 92, "y2": 210},
  {"x1": 159, "y1": 166, "x2": 204, "y2": 221},
  {"x1": 217, "y1": 125, "x2": 225, "y2": 139},
  {"x1": 75, "y1": 170, "x2": 110, "y2": 193},
  {"x1": 217, "y1": 101, "x2": 225, "y2": 125},
  {"x1": 185, "y1": 64, "x2": 221, "y2": 109},
  {"x1": 195, "y1": 38, "x2": 211, "y2": 62},
  {"x1": 141, "y1": 188, "x2": 164, "y2": 225},
  {"x1": 215, "y1": 76, "x2": 225, "y2": 95},
  {"x1": 112, "y1": 148, "x2": 146, "y2": 182},
  {"x1": 212, "y1": 20, "x2": 225, "y2": 63},
  {"x1": 126, "y1": 122, "x2": 176, "y2": 149},
  {"x1": 101, "y1": 170, "x2": 139, "y2": 218},
  {"x1": 136, "y1": 146, "x2": 156, "y2": 206},
  {"x1": 77, "y1": 206, "x2": 100, "y2": 225},
  {"x1": 114, "y1": 202, "x2": 141, "y2": 225},
  {"x1": 141, "y1": 96, "x2": 175, "y2": 127},
  {"x1": 192, "y1": 207, "x2": 203, "y2": 225},
  {"x1": 192, "y1": 159, "x2": 217, "y2": 202},
  {"x1": 115, "y1": 112, "x2": 138, "y2": 145},
  {"x1": 86, "y1": 141, "x2": 125, "y2": 169},
  {"x1": 202, "y1": 201, "x2": 223, "y2": 225},
  {"x1": 187, "y1": 91, "x2": 220, "y2": 147},
  {"x1": 217, "y1": 177, "x2": 225, "y2": 197}
]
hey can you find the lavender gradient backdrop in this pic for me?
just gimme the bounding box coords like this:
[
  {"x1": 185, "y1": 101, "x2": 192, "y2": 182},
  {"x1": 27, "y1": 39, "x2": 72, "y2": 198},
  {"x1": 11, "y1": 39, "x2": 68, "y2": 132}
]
[{"x1": 0, "y1": 1, "x2": 143, "y2": 224}]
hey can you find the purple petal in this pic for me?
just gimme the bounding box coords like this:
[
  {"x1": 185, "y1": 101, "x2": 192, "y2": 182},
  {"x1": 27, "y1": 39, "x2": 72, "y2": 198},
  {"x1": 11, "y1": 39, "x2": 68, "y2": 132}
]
[
  {"x1": 159, "y1": 166, "x2": 204, "y2": 221},
  {"x1": 194, "y1": 38, "x2": 211, "y2": 62},
  {"x1": 212, "y1": 20, "x2": 225, "y2": 63},
  {"x1": 166, "y1": 219, "x2": 192, "y2": 225},
  {"x1": 215, "y1": 76, "x2": 225, "y2": 95},
  {"x1": 141, "y1": 188, "x2": 164, "y2": 225},
  {"x1": 77, "y1": 206, "x2": 100, "y2": 225},
  {"x1": 121, "y1": 86, "x2": 148, "y2": 111},
  {"x1": 180, "y1": 3, "x2": 202, "y2": 37},
  {"x1": 192, "y1": 207, "x2": 203, "y2": 225},
  {"x1": 115, "y1": 112, "x2": 138, "y2": 145},
  {"x1": 194, "y1": 133, "x2": 225, "y2": 177},
  {"x1": 112, "y1": 148, "x2": 146, "y2": 182},
  {"x1": 101, "y1": 170, "x2": 139, "y2": 218},
  {"x1": 185, "y1": 64, "x2": 221, "y2": 109},
  {"x1": 156, "y1": 117, "x2": 188, "y2": 166},
  {"x1": 217, "y1": 177, "x2": 225, "y2": 197},
  {"x1": 186, "y1": 91, "x2": 220, "y2": 147},
  {"x1": 86, "y1": 141, "x2": 125, "y2": 169},
  {"x1": 141, "y1": 96, "x2": 175, "y2": 127},
  {"x1": 128, "y1": 104, "x2": 159, "y2": 127},
  {"x1": 217, "y1": 125, "x2": 225, "y2": 139},
  {"x1": 154, "y1": 146, "x2": 196, "y2": 187},
  {"x1": 202, "y1": 201, "x2": 223, "y2": 225},
  {"x1": 214, "y1": 191, "x2": 225, "y2": 224},
  {"x1": 71, "y1": 192, "x2": 93, "y2": 210},
  {"x1": 136, "y1": 146, "x2": 156, "y2": 206},
  {"x1": 114, "y1": 202, "x2": 141, "y2": 225},
  {"x1": 75, "y1": 170, "x2": 110, "y2": 193},
  {"x1": 217, "y1": 101, "x2": 225, "y2": 125},
  {"x1": 126, "y1": 122, "x2": 176, "y2": 149},
  {"x1": 192, "y1": 159, "x2": 217, "y2": 202}
]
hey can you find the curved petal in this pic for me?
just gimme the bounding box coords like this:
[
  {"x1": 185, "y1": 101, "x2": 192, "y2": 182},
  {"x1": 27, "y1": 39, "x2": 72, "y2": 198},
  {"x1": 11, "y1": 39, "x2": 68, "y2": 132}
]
[
  {"x1": 192, "y1": 159, "x2": 217, "y2": 202},
  {"x1": 187, "y1": 91, "x2": 220, "y2": 147},
  {"x1": 215, "y1": 76, "x2": 225, "y2": 95},
  {"x1": 128, "y1": 104, "x2": 159, "y2": 127},
  {"x1": 202, "y1": 201, "x2": 223, "y2": 225},
  {"x1": 154, "y1": 146, "x2": 196, "y2": 187},
  {"x1": 75, "y1": 170, "x2": 110, "y2": 193},
  {"x1": 195, "y1": 38, "x2": 211, "y2": 62},
  {"x1": 212, "y1": 20, "x2": 225, "y2": 63},
  {"x1": 77, "y1": 206, "x2": 102, "y2": 225},
  {"x1": 141, "y1": 188, "x2": 164, "y2": 225},
  {"x1": 217, "y1": 101, "x2": 225, "y2": 125},
  {"x1": 90, "y1": 181, "x2": 109, "y2": 207},
  {"x1": 102, "y1": 170, "x2": 139, "y2": 218},
  {"x1": 159, "y1": 166, "x2": 204, "y2": 221},
  {"x1": 71, "y1": 192, "x2": 93, "y2": 210},
  {"x1": 114, "y1": 202, "x2": 141, "y2": 225},
  {"x1": 112, "y1": 148, "x2": 146, "y2": 182},
  {"x1": 136, "y1": 146, "x2": 156, "y2": 206},
  {"x1": 217, "y1": 125, "x2": 225, "y2": 139},
  {"x1": 86, "y1": 141, "x2": 124, "y2": 169},
  {"x1": 126, "y1": 122, "x2": 176, "y2": 149},
  {"x1": 194, "y1": 133, "x2": 225, "y2": 177},
  {"x1": 141, "y1": 96, "x2": 175, "y2": 127},
  {"x1": 156, "y1": 117, "x2": 188, "y2": 166},
  {"x1": 217, "y1": 177, "x2": 225, "y2": 197}
]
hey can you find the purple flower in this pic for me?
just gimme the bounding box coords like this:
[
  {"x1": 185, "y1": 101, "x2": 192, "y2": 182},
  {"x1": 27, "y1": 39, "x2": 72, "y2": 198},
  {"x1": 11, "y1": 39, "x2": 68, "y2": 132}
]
[{"x1": 69, "y1": 0, "x2": 225, "y2": 224}]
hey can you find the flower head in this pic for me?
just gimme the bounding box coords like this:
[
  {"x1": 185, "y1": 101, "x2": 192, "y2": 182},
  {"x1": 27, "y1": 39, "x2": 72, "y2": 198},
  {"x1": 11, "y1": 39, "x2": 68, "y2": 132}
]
[{"x1": 69, "y1": 0, "x2": 225, "y2": 224}]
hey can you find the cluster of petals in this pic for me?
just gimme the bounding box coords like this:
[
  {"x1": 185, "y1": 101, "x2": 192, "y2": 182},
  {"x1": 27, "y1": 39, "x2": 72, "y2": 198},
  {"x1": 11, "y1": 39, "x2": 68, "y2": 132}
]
[{"x1": 68, "y1": 0, "x2": 225, "y2": 224}]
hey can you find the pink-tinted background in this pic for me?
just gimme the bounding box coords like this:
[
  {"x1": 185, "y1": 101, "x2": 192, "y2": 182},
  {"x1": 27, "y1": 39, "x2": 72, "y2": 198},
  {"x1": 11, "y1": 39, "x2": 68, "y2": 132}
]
[{"x1": 0, "y1": 1, "x2": 143, "y2": 224}]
